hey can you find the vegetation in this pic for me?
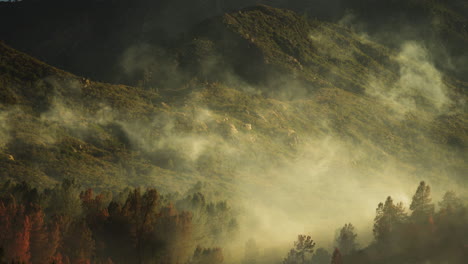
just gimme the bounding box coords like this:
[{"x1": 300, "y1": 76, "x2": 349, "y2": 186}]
[
  {"x1": 0, "y1": 180, "x2": 234, "y2": 264},
  {"x1": 0, "y1": 1, "x2": 467, "y2": 263},
  {"x1": 281, "y1": 181, "x2": 468, "y2": 264}
]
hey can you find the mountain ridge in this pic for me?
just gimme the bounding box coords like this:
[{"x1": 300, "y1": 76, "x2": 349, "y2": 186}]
[{"x1": 0, "y1": 5, "x2": 466, "y2": 197}]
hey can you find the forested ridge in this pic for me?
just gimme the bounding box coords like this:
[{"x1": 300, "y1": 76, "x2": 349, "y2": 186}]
[
  {"x1": 0, "y1": 181, "x2": 466, "y2": 263},
  {"x1": 281, "y1": 181, "x2": 468, "y2": 264},
  {"x1": 0, "y1": 180, "x2": 235, "y2": 264},
  {"x1": 0, "y1": 1, "x2": 467, "y2": 263}
]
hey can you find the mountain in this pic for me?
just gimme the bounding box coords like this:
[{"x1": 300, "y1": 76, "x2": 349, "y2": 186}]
[
  {"x1": 1, "y1": 6, "x2": 467, "y2": 195},
  {"x1": 1, "y1": 0, "x2": 467, "y2": 85},
  {"x1": 0, "y1": 41, "x2": 163, "y2": 189},
  {"x1": 1, "y1": 3, "x2": 468, "y2": 262}
]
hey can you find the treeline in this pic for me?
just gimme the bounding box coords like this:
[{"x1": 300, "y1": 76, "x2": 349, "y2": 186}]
[
  {"x1": 281, "y1": 181, "x2": 468, "y2": 264},
  {"x1": 0, "y1": 180, "x2": 236, "y2": 264}
]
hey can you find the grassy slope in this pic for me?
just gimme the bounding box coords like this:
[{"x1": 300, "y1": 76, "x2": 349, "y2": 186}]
[
  {"x1": 0, "y1": 41, "x2": 165, "y2": 189},
  {"x1": 0, "y1": 5, "x2": 467, "y2": 193},
  {"x1": 187, "y1": 4, "x2": 399, "y2": 93}
]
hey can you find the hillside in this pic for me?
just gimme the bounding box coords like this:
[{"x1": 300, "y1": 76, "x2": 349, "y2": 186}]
[
  {"x1": 1, "y1": 6, "x2": 467, "y2": 191},
  {"x1": 0, "y1": 5, "x2": 467, "y2": 261},
  {"x1": 0, "y1": 41, "x2": 164, "y2": 189},
  {"x1": 1, "y1": 0, "x2": 467, "y2": 84}
]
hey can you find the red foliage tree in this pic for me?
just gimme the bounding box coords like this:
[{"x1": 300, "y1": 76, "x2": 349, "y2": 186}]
[
  {"x1": 0, "y1": 199, "x2": 31, "y2": 263},
  {"x1": 331, "y1": 248, "x2": 343, "y2": 264}
]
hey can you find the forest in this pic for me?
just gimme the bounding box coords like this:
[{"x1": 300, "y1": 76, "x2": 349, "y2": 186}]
[
  {"x1": 0, "y1": 180, "x2": 466, "y2": 264},
  {"x1": 0, "y1": 180, "x2": 236, "y2": 264}
]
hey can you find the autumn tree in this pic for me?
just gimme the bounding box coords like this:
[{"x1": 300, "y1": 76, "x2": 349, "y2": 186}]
[
  {"x1": 29, "y1": 206, "x2": 56, "y2": 264},
  {"x1": 12, "y1": 216, "x2": 32, "y2": 263},
  {"x1": 335, "y1": 223, "x2": 358, "y2": 255},
  {"x1": 155, "y1": 204, "x2": 193, "y2": 264},
  {"x1": 330, "y1": 248, "x2": 342, "y2": 264},
  {"x1": 0, "y1": 180, "x2": 225, "y2": 264},
  {"x1": 0, "y1": 199, "x2": 31, "y2": 263}
]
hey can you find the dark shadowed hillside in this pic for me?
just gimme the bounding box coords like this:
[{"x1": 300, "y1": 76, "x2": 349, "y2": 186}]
[{"x1": 1, "y1": 0, "x2": 467, "y2": 84}]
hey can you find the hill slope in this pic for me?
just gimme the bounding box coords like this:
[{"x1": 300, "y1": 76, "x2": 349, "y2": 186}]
[
  {"x1": 1, "y1": 28, "x2": 466, "y2": 192},
  {"x1": 0, "y1": 6, "x2": 467, "y2": 248}
]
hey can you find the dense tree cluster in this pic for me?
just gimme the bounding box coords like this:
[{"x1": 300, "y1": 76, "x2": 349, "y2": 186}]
[
  {"x1": 282, "y1": 181, "x2": 467, "y2": 264},
  {"x1": 1, "y1": 179, "x2": 466, "y2": 264},
  {"x1": 352, "y1": 181, "x2": 468, "y2": 263},
  {"x1": 0, "y1": 180, "x2": 233, "y2": 264}
]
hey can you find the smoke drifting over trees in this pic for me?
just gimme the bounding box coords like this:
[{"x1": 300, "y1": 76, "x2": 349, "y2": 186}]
[
  {"x1": 0, "y1": 180, "x2": 235, "y2": 264},
  {"x1": 0, "y1": 0, "x2": 467, "y2": 263}
]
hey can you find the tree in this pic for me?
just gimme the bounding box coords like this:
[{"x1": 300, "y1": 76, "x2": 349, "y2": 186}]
[
  {"x1": 283, "y1": 235, "x2": 315, "y2": 264},
  {"x1": 242, "y1": 238, "x2": 259, "y2": 264},
  {"x1": 410, "y1": 181, "x2": 434, "y2": 222},
  {"x1": 310, "y1": 248, "x2": 331, "y2": 264},
  {"x1": 46, "y1": 179, "x2": 83, "y2": 217},
  {"x1": 61, "y1": 220, "x2": 95, "y2": 264},
  {"x1": 335, "y1": 223, "x2": 358, "y2": 255},
  {"x1": 330, "y1": 248, "x2": 342, "y2": 264},
  {"x1": 11, "y1": 216, "x2": 32, "y2": 264},
  {"x1": 438, "y1": 191, "x2": 463, "y2": 214},
  {"x1": 373, "y1": 196, "x2": 407, "y2": 243},
  {"x1": 29, "y1": 206, "x2": 53, "y2": 264},
  {"x1": 190, "y1": 247, "x2": 224, "y2": 264},
  {"x1": 0, "y1": 199, "x2": 31, "y2": 263},
  {"x1": 155, "y1": 205, "x2": 193, "y2": 264}
]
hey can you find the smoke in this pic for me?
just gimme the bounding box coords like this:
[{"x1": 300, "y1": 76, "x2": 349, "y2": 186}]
[
  {"x1": 366, "y1": 41, "x2": 452, "y2": 114},
  {"x1": 1, "y1": 3, "x2": 466, "y2": 263},
  {"x1": 0, "y1": 109, "x2": 12, "y2": 149}
]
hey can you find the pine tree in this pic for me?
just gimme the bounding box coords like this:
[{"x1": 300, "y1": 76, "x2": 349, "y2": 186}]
[
  {"x1": 410, "y1": 181, "x2": 434, "y2": 222},
  {"x1": 373, "y1": 196, "x2": 407, "y2": 243},
  {"x1": 336, "y1": 223, "x2": 358, "y2": 255},
  {"x1": 438, "y1": 191, "x2": 463, "y2": 214},
  {"x1": 283, "y1": 235, "x2": 315, "y2": 264}
]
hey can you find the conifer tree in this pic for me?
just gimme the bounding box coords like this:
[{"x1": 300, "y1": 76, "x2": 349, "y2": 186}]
[
  {"x1": 283, "y1": 235, "x2": 315, "y2": 264},
  {"x1": 336, "y1": 223, "x2": 358, "y2": 255},
  {"x1": 373, "y1": 196, "x2": 407, "y2": 243},
  {"x1": 410, "y1": 181, "x2": 434, "y2": 222},
  {"x1": 438, "y1": 191, "x2": 463, "y2": 214}
]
